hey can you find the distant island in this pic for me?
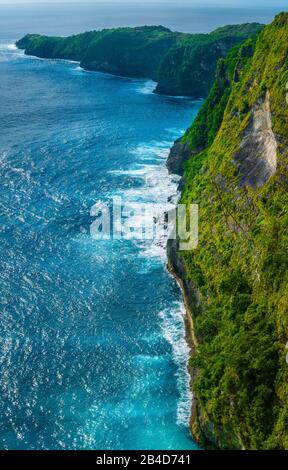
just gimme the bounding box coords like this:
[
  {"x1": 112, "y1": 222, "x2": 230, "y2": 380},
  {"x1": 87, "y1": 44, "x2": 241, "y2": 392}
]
[{"x1": 16, "y1": 23, "x2": 263, "y2": 98}]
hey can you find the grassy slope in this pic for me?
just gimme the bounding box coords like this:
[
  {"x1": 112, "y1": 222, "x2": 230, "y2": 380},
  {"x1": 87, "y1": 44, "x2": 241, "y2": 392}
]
[
  {"x1": 178, "y1": 12, "x2": 288, "y2": 449},
  {"x1": 16, "y1": 23, "x2": 263, "y2": 97}
]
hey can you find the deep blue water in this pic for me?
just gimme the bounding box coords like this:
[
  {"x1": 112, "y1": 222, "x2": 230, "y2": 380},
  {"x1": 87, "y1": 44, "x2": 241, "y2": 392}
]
[
  {"x1": 0, "y1": 41, "x2": 202, "y2": 449},
  {"x1": 0, "y1": 2, "x2": 283, "y2": 451}
]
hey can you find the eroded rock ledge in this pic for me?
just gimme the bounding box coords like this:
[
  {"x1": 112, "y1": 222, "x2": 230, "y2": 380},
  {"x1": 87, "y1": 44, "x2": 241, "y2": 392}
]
[
  {"x1": 166, "y1": 139, "x2": 195, "y2": 176},
  {"x1": 234, "y1": 91, "x2": 277, "y2": 188}
]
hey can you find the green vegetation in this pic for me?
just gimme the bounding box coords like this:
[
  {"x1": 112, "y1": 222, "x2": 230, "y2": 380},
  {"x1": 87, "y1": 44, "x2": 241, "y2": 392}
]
[
  {"x1": 174, "y1": 12, "x2": 288, "y2": 449},
  {"x1": 155, "y1": 23, "x2": 262, "y2": 97},
  {"x1": 16, "y1": 23, "x2": 263, "y2": 97},
  {"x1": 180, "y1": 38, "x2": 256, "y2": 152}
]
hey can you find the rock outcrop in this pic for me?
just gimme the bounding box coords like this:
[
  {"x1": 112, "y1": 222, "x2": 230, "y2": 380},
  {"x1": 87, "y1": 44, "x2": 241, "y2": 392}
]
[
  {"x1": 234, "y1": 91, "x2": 277, "y2": 188},
  {"x1": 166, "y1": 139, "x2": 196, "y2": 176}
]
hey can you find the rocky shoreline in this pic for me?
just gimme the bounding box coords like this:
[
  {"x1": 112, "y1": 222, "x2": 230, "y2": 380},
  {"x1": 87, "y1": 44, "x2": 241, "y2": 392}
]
[
  {"x1": 166, "y1": 141, "x2": 243, "y2": 450},
  {"x1": 166, "y1": 140, "x2": 204, "y2": 447}
]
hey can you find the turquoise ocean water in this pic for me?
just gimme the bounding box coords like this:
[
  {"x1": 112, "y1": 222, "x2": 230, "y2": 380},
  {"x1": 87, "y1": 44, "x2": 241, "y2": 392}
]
[{"x1": 0, "y1": 2, "x2": 283, "y2": 450}]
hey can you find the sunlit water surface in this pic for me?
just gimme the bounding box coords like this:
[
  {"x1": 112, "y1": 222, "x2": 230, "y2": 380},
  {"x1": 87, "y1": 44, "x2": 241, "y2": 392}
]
[{"x1": 0, "y1": 40, "x2": 202, "y2": 449}]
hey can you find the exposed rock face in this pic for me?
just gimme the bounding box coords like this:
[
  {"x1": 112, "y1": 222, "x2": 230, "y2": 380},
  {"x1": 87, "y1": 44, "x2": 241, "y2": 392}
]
[
  {"x1": 234, "y1": 91, "x2": 277, "y2": 188},
  {"x1": 166, "y1": 139, "x2": 195, "y2": 176}
]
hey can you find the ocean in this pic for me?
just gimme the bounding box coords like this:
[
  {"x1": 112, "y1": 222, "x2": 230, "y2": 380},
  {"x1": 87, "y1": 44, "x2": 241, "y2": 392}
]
[{"x1": 0, "y1": 2, "x2": 284, "y2": 450}]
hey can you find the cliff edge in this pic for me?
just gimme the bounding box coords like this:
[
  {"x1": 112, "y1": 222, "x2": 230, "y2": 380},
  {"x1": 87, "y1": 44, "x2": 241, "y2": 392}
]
[{"x1": 168, "y1": 12, "x2": 288, "y2": 450}]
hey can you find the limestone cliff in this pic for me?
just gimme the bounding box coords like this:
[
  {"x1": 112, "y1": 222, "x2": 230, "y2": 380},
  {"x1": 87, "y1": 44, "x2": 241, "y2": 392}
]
[{"x1": 168, "y1": 12, "x2": 288, "y2": 450}]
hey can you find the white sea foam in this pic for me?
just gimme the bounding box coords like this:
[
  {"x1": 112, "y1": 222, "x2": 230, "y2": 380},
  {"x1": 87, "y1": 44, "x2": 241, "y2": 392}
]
[
  {"x1": 7, "y1": 43, "x2": 17, "y2": 51},
  {"x1": 130, "y1": 143, "x2": 170, "y2": 160},
  {"x1": 108, "y1": 137, "x2": 192, "y2": 426},
  {"x1": 112, "y1": 166, "x2": 179, "y2": 257},
  {"x1": 0, "y1": 43, "x2": 26, "y2": 62},
  {"x1": 0, "y1": 43, "x2": 14, "y2": 51},
  {"x1": 109, "y1": 168, "x2": 149, "y2": 177},
  {"x1": 126, "y1": 142, "x2": 192, "y2": 426},
  {"x1": 0, "y1": 44, "x2": 11, "y2": 58},
  {"x1": 159, "y1": 304, "x2": 192, "y2": 427},
  {"x1": 109, "y1": 141, "x2": 182, "y2": 259},
  {"x1": 137, "y1": 80, "x2": 157, "y2": 95}
]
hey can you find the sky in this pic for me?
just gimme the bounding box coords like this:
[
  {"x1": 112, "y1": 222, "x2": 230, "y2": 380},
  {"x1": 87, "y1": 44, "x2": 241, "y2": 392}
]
[
  {"x1": 0, "y1": 0, "x2": 286, "y2": 5},
  {"x1": 0, "y1": 0, "x2": 287, "y2": 12}
]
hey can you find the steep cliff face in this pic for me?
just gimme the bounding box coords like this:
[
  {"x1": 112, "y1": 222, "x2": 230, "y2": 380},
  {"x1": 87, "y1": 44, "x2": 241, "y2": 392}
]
[
  {"x1": 167, "y1": 40, "x2": 248, "y2": 174},
  {"x1": 16, "y1": 23, "x2": 263, "y2": 98},
  {"x1": 168, "y1": 13, "x2": 288, "y2": 449},
  {"x1": 155, "y1": 23, "x2": 265, "y2": 97},
  {"x1": 233, "y1": 91, "x2": 277, "y2": 188}
]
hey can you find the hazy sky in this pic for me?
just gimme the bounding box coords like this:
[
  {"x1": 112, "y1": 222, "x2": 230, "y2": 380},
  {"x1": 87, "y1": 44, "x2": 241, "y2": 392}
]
[
  {"x1": 0, "y1": 0, "x2": 286, "y2": 12},
  {"x1": 0, "y1": 0, "x2": 286, "y2": 5}
]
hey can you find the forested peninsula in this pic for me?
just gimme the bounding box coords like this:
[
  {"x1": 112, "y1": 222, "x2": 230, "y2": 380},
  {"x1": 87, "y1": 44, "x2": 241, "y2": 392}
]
[{"x1": 16, "y1": 23, "x2": 262, "y2": 97}]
